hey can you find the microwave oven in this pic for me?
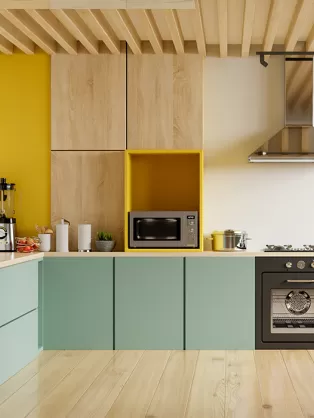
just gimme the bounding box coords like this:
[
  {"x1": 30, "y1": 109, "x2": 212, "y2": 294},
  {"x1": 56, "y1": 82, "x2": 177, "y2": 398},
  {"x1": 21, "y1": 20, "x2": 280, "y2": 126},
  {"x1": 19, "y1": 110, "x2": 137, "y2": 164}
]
[{"x1": 129, "y1": 211, "x2": 199, "y2": 249}]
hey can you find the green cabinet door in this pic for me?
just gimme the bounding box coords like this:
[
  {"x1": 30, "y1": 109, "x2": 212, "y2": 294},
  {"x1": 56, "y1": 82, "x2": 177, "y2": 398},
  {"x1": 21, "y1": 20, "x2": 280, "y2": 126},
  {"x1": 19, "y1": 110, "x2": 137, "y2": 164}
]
[
  {"x1": 43, "y1": 258, "x2": 113, "y2": 349},
  {"x1": 115, "y1": 257, "x2": 184, "y2": 349},
  {"x1": 186, "y1": 257, "x2": 255, "y2": 349}
]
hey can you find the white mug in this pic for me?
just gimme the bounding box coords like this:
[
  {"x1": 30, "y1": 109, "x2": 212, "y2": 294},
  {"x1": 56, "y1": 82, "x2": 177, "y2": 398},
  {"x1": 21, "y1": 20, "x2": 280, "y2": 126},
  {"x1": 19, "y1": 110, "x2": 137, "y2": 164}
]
[{"x1": 38, "y1": 234, "x2": 51, "y2": 252}]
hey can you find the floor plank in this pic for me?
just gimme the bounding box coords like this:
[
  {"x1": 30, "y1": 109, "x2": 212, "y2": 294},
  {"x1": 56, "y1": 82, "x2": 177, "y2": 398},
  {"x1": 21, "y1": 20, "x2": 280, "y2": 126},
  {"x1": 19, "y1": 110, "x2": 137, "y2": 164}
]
[
  {"x1": 0, "y1": 350, "x2": 58, "y2": 406},
  {"x1": 282, "y1": 350, "x2": 314, "y2": 417},
  {"x1": 254, "y1": 350, "x2": 304, "y2": 418},
  {"x1": 27, "y1": 351, "x2": 116, "y2": 418},
  {"x1": 185, "y1": 350, "x2": 225, "y2": 418},
  {"x1": 225, "y1": 351, "x2": 264, "y2": 418},
  {"x1": 105, "y1": 350, "x2": 171, "y2": 418},
  {"x1": 67, "y1": 350, "x2": 144, "y2": 418},
  {"x1": 0, "y1": 350, "x2": 88, "y2": 418},
  {"x1": 146, "y1": 350, "x2": 199, "y2": 418}
]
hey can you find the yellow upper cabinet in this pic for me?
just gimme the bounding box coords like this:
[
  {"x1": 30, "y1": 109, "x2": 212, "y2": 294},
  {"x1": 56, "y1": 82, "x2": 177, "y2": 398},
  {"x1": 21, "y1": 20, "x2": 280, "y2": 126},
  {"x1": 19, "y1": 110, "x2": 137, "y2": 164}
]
[
  {"x1": 51, "y1": 53, "x2": 126, "y2": 151},
  {"x1": 127, "y1": 46, "x2": 204, "y2": 150}
]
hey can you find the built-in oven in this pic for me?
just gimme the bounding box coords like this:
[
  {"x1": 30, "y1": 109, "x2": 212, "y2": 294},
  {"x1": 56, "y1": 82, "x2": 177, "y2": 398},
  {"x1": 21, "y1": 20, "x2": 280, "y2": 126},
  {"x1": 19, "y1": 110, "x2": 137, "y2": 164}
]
[
  {"x1": 256, "y1": 257, "x2": 314, "y2": 349},
  {"x1": 128, "y1": 211, "x2": 199, "y2": 249}
]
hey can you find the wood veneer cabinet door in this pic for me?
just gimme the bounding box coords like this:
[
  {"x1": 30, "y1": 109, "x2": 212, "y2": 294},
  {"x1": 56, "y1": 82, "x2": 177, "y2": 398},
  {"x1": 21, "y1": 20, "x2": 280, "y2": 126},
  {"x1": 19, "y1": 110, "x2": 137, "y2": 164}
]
[
  {"x1": 51, "y1": 54, "x2": 126, "y2": 150},
  {"x1": 51, "y1": 151, "x2": 124, "y2": 251},
  {"x1": 127, "y1": 49, "x2": 203, "y2": 149}
]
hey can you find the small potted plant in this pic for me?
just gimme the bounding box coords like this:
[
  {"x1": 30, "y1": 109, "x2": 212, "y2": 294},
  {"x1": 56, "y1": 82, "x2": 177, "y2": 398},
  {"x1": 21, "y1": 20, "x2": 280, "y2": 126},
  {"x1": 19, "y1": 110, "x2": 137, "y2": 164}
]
[{"x1": 95, "y1": 231, "x2": 115, "y2": 252}]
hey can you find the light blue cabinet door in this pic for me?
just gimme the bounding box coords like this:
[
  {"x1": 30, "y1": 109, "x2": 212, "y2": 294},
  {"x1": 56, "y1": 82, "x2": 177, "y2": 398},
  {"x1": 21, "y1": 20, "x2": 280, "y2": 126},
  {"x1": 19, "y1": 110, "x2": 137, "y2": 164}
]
[
  {"x1": 115, "y1": 257, "x2": 184, "y2": 349},
  {"x1": 0, "y1": 261, "x2": 38, "y2": 327},
  {"x1": 0, "y1": 310, "x2": 38, "y2": 385},
  {"x1": 186, "y1": 257, "x2": 255, "y2": 349},
  {"x1": 43, "y1": 258, "x2": 113, "y2": 349}
]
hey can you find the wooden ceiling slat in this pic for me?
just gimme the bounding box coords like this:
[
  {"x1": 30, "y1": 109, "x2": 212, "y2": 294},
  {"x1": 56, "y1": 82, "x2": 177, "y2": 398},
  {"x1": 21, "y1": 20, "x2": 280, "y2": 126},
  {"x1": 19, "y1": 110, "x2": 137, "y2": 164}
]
[
  {"x1": 143, "y1": 10, "x2": 163, "y2": 53},
  {"x1": 306, "y1": 25, "x2": 314, "y2": 50},
  {"x1": 102, "y1": 9, "x2": 141, "y2": 54},
  {"x1": 27, "y1": 9, "x2": 77, "y2": 54},
  {"x1": 165, "y1": 9, "x2": 184, "y2": 54},
  {"x1": 0, "y1": 14, "x2": 34, "y2": 53},
  {"x1": 263, "y1": 0, "x2": 284, "y2": 51},
  {"x1": 0, "y1": 9, "x2": 56, "y2": 54},
  {"x1": 78, "y1": 10, "x2": 120, "y2": 54},
  {"x1": 241, "y1": 0, "x2": 256, "y2": 57},
  {"x1": 194, "y1": 0, "x2": 206, "y2": 56},
  {"x1": 285, "y1": 0, "x2": 312, "y2": 51},
  {"x1": 216, "y1": 0, "x2": 227, "y2": 57},
  {"x1": 0, "y1": 33, "x2": 12, "y2": 53},
  {"x1": 53, "y1": 9, "x2": 99, "y2": 54}
]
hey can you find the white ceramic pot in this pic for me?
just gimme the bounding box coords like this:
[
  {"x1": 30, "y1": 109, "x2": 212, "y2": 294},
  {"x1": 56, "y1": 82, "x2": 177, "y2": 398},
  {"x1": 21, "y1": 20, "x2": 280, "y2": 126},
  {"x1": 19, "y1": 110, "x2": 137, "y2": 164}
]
[{"x1": 38, "y1": 234, "x2": 51, "y2": 252}]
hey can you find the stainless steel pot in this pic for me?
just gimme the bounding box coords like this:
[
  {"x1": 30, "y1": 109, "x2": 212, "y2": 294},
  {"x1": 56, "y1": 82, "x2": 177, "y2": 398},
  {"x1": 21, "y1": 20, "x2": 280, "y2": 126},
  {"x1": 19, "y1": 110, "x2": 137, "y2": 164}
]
[{"x1": 211, "y1": 229, "x2": 251, "y2": 251}]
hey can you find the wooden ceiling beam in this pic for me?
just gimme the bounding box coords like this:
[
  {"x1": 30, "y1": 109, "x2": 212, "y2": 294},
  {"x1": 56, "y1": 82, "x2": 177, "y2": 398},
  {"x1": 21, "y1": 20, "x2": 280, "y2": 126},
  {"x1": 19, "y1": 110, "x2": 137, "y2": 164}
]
[
  {"x1": 77, "y1": 10, "x2": 120, "y2": 54},
  {"x1": 165, "y1": 9, "x2": 184, "y2": 54},
  {"x1": 216, "y1": 0, "x2": 227, "y2": 57},
  {"x1": 144, "y1": 10, "x2": 163, "y2": 54},
  {"x1": 0, "y1": 9, "x2": 57, "y2": 54},
  {"x1": 241, "y1": 0, "x2": 256, "y2": 57},
  {"x1": 0, "y1": 34, "x2": 12, "y2": 53},
  {"x1": 285, "y1": 0, "x2": 312, "y2": 51},
  {"x1": 194, "y1": 0, "x2": 206, "y2": 56},
  {"x1": 53, "y1": 10, "x2": 99, "y2": 54},
  {"x1": 0, "y1": 0, "x2": 195, "y2": 8},
  {"x1": 0, "y1": 14, "x2": 34, "y2": 53},
  {"x1": 102, "y1": 10, "x2": 141, "y2": 54},
  {"x1": 263, "y1": 0, "x2": 284, "y2": 52},
  {"x1": 306, "y1": 25, "x2": 314, "y2": 51},
  {"x1": 26, "y1": 9, "x2": 77, "y2": 54}
]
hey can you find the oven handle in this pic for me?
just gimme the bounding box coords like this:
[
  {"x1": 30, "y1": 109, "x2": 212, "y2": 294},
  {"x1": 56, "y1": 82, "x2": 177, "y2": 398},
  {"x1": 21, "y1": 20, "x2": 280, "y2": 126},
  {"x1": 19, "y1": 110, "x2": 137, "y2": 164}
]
[{"x1": 286, "y1": 280, "x2": 314, "y2": 283}]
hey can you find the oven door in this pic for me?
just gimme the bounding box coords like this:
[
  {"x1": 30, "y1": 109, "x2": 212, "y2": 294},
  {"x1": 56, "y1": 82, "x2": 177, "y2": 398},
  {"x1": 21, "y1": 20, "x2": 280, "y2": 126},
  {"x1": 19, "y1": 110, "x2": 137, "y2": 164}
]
[{"x1": 262, "y1": 273, "x2": 314, "y2": 343}]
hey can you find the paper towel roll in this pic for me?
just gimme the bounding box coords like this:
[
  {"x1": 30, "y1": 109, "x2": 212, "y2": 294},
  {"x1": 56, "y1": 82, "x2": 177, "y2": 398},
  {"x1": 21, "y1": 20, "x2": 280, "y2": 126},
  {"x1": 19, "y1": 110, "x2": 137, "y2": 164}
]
[
  {"x1": 56, "y1": 219, "x2": 69, "y2": 252},
  {"x1": 78, "y1": 224, "x2": 92, "y2": 252}
]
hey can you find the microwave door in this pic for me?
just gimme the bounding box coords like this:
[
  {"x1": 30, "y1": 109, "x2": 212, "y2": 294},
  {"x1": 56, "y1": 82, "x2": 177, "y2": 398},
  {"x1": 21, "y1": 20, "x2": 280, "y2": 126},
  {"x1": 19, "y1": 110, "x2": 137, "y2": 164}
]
[{"x1": 134, "y1": 218, "x2": 181, "y2": 241}]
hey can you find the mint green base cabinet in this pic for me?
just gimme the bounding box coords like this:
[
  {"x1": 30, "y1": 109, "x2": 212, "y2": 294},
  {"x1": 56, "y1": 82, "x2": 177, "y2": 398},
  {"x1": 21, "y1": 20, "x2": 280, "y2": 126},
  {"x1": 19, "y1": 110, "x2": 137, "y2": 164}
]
[
  {"x1": 186, "y1": 257, "x2": 255, "y2": 349},
  {"x1": 115, "y1": 257, "x2": 184, "y2": 349},
  {"x1": 43, "y1": 258, "x2": 113, "y2": 349},
  {"x1": 0, "y1": 310, "x2": 38, "y2": 385}
]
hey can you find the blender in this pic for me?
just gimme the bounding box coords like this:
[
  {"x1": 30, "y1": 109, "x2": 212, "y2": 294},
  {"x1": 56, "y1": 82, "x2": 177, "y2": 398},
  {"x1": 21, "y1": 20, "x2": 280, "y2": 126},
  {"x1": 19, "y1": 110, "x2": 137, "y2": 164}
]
[{"x1": 0, "y1": 178, "x2": 16, "y2": 251}]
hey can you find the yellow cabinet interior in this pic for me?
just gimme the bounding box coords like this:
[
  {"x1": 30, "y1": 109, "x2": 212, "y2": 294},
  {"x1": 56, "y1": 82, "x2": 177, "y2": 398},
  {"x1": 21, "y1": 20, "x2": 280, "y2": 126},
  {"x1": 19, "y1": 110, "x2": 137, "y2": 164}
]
[{"x1": 125, "y1": 150, "x2": 203, "y2": 251}]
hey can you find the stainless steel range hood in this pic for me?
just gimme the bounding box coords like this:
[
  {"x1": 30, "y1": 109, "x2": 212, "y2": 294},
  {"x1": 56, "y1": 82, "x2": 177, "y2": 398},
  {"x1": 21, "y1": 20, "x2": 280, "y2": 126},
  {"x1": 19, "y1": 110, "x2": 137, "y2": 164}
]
[{"x1": 249, "y1": 58, "x2": 314, "y2": 163}]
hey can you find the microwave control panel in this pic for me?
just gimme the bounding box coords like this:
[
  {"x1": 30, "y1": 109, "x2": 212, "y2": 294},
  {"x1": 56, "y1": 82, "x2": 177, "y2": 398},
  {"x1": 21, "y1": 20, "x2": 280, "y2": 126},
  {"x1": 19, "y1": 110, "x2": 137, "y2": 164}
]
[{"x1": 186, "y1": 216, "x2": 197, "y2": 247}]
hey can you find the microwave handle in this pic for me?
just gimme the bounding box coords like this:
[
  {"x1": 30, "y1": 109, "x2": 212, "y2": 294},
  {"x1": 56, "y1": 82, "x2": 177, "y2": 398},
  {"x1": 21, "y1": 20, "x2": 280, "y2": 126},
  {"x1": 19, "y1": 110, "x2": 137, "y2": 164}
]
[{"x1": 286, "y1": 280, "x2": 314, "y2": 283}]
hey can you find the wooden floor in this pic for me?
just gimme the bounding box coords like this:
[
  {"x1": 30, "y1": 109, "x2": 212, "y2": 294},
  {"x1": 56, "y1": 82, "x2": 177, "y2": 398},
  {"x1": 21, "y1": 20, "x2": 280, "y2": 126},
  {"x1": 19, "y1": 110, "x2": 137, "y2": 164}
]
[{"x1": 1, "y1": 350, "x2": 314, "y2": 417}]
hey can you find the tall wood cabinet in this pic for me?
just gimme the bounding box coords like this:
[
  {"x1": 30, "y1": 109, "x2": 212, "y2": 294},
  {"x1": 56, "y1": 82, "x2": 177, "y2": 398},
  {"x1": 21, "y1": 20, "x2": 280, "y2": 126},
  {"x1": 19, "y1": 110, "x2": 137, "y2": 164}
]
[{"x1": 127, "y1": 46, "x2": 204, "y2": 149}]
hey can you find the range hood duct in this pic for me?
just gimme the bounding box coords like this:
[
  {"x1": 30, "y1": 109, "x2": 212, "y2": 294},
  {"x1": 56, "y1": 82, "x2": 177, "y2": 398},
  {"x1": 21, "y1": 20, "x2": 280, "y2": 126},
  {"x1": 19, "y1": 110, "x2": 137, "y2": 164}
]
[{"x1": 249, "y1": 58, "x2": 314, "y2": 163}]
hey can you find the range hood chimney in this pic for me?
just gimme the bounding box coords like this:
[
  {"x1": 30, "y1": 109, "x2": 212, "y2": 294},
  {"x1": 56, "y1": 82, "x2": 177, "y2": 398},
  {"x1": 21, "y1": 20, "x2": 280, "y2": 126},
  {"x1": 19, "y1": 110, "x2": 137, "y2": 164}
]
[{"x1": 249, "y1": 58, "x2": 314, "y2": 163}]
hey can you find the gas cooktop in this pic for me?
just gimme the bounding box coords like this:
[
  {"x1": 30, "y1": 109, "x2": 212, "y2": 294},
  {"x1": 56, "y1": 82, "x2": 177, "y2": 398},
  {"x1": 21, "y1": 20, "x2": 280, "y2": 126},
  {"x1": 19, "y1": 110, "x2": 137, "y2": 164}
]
[{"x1": 264, "y1": 245, "x2": 314, "y2": 252}]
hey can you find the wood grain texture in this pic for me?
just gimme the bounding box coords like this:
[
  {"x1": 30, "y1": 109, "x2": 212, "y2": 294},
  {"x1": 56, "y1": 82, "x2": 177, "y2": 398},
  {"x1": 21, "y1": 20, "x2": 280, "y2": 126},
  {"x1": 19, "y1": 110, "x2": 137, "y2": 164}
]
[
  {"x1": 51, "y1": 54, "x2": 126, "y2": 151},
  {"x1": 127, "y1": 48, "x2": 203, "y2": 149},
  {"x1": 185, "y1": 351, "x2": 225, "y2": 418},
  {"x1": 51, "y1": 151, "x2": 124, "y2": 251},
  {"x1": 254, "y1": 350, "x2": 304, "y2": 418},
  {"x1": 146, "y1": 351, "x2": 199, "y2": 418}
]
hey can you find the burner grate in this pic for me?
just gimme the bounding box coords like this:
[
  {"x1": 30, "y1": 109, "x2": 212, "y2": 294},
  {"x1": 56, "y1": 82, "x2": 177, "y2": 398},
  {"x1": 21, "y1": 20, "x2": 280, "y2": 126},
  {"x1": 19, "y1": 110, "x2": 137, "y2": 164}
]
[{"x1": 264, "y1": 245, "x2": 314, "y2": 252}]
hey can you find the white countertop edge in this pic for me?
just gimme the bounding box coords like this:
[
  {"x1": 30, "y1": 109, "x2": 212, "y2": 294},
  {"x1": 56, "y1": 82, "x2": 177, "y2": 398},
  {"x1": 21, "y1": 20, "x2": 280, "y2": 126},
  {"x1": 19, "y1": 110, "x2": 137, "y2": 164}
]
[
  {"x1": 43, "y1": 251, "x2": 314, "y2": 257},
  {"x1": 0, "y1": 252, "x2": 43, "y2": 269},
  {"x1": 1, "y1": 250, "x2": 314, "y2": 269}
]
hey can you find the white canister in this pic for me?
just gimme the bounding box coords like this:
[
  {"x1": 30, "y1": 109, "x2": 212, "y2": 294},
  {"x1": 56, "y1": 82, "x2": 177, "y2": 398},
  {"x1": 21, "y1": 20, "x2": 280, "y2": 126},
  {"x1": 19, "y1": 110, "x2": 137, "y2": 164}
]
[
  {"x1": 38, "y1": 234, "x2": 51, "y2": 252},
  {"x1": 78, "y1": 224, "x2": 92, "y2": 252},
  {"x1": 56, "y1": 219, "x2": 69, "y2": 252}
]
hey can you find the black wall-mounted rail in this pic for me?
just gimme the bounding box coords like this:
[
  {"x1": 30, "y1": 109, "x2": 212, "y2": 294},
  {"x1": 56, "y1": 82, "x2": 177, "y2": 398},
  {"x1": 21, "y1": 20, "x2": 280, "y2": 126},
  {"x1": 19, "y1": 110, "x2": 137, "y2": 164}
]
[{"x1": 256, "y1": 51, "x2": 314, "y2": 67}]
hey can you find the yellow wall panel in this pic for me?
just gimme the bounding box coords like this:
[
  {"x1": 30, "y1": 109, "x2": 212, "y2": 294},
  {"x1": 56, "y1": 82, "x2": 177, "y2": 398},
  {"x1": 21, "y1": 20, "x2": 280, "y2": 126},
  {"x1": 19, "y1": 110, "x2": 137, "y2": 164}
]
[{"x1": 0, "y1": 53, "x2": 50, "y2": 237}]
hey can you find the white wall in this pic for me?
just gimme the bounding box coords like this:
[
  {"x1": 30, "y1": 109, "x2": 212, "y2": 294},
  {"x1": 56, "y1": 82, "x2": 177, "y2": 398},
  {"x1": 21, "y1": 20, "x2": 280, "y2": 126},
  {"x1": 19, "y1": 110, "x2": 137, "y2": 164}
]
[{"x1": 204, "y1": 56, "x2": 314, "y2": 250}]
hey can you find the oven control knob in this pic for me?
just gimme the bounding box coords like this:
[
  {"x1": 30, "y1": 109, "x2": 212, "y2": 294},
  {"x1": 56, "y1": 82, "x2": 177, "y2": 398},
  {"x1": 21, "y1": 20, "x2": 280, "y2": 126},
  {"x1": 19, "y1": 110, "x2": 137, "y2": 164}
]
[
  {"x1": 311, "y1": 261, "x2": 314, "y2": 269},
  {"x1": 286, "y1": 262, "x2": 293, "y2": 269},
  {"x1": 297, "y1": 260, "x2": 306, "y2": 270}
]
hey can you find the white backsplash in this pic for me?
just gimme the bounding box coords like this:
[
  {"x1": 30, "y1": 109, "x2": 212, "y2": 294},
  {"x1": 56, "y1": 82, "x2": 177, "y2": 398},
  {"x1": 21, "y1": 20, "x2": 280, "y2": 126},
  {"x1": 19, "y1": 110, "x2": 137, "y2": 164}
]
[{"x1": 203, "y1": 56, "x2": 314, "y2": 251}]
